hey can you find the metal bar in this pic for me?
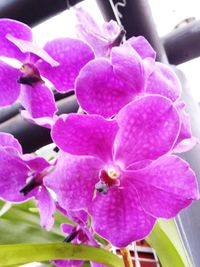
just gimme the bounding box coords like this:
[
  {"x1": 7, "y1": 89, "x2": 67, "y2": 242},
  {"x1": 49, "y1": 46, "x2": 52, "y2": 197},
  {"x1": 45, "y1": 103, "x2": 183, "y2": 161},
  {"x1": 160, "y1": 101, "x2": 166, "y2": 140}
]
[
  {"x1": 0, "y1": 0, "x2": 84, "y2": 27},
  {"x1": 163, "y1": 20, "x2": 200, "y2": 65},
  {"x1": 0, "y1": 96, "x2": 79, "y2": 153}
]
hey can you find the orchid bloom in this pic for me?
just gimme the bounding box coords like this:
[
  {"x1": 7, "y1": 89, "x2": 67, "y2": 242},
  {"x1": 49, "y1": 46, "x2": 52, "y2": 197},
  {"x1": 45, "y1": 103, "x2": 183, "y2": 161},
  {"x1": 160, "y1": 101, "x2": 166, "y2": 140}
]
[
  {"x1": 0, "y1": 19, "x2": 94, "y2": 118},
  {"x1": 0, "y1": 132, "x2": 55, "y2": 230},
  {"x1": 53, "y1": 210, "x2": 106, "y2": 267},
  {"x1": 75, "y1": 40, "x2": 194, "y2": 152},
  {"x1": 76, "y1": 7, "x2": 124, "y2": 57},
  {"x1": 45, "y1": 95, "x2": 199, "y2": 247}
]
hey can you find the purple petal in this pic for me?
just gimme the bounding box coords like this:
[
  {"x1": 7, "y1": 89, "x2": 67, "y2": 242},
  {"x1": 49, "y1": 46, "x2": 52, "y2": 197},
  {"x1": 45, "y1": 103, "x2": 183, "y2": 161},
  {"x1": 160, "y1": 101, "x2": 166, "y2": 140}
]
[
  {"x1": 127, "y1": 36, "x2": 156, "y2": 59},
  {"x1": 0, "y1": 148, "x2": 31, "y2": 202},
  {"x1": 66, "y1": 210, "x2": 88, "y2": 225},
  {"x1": 91, "y1": 262, "x2": 107, "y2": 267},
  {"x1": 6, "y1": 35, "x2": 58, "y2": 66},
  {"x1": 0, "y1": 60, "x2": 20, "y2": 106},
  {"x1": 19, "y1": 83, "x2": 57, "y2": 118},
  {"x1": 115, "y1": 95, "x2": 180, "y2": 167},
  {"x1": 36, "y1": 186, "x2": 55, "y2": 230},
  {"x1": 44, "y1": 153, "x2": 103, "y2": 210},
  {"x1": 131, "y1": 155, "x2": 199, "y2": 218},
  {"x1": 52, "y1": 114, "x2": 118, "y2": 161},
  {"x1": 61, "y1": 223, "x2": 75, "y2": 234},
  {"x1": 146, "y1": 62, "x2": 181, "y2": 102},
  {"x1": 21, "y1": 155, "x2": 50, "y2": 172},
  {"x1": 173, "y1": 101, "x2": 193, "y2": 152},
  {"x1": 21, "y1": 110, "x2": 56, "y2": 129},
  {"x1": 0, "y1": 132, "x2": 22, "y2": 154},
  {"x1": 90, "y1": 184, "x2": 156, "y2": 248},
  {"x1": 76, "y1": 8, "x2": 108, "y2": 57},
  {"x1": 111, "y1": 44, "x2": 152, "y2": 92},
  {"x1": 37, "y1": 38, "x2": 94, "y2": 92},
  {"x1": 0, "y1": 19, "x2": 32, "y2": 61},
  {"x1": 52, "y1": 259, "x2": 84, "y2": 267},
  {"x1": 76, "y1": 58, "x2": 134, "y2": 118}
]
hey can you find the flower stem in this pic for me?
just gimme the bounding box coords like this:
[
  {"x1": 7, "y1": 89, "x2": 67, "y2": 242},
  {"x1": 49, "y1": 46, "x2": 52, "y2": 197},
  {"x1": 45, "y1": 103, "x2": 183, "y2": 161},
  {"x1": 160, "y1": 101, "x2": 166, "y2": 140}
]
[{"x1": 120, "y1": 248, "x2": 134, "y2": 267}]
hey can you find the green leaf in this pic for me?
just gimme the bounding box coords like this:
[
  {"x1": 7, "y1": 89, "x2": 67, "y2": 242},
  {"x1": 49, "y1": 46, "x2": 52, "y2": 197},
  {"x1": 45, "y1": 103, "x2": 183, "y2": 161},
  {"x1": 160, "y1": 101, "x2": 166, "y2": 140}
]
[
  {"x1": 0, "y1": 243, "x2": 124, "y2": 267},
  {"x1": 0, "y1": 200, "x2": 74, "y2": 244},
  {"x1": 146, "y1": 219, "x2": 193, "y2": 267}
]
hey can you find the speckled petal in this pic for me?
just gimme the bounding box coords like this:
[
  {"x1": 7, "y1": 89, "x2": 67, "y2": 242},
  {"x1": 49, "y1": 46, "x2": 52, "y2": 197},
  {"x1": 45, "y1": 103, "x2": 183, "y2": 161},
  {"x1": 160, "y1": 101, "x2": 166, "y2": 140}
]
[
  {"x1": 91, "y1": 262, "x2": 107, "y2": 267},
  {"x1": 44, "y1": 153, "x2": 103, "y2": 210},
  {"x1": 0, "y1": 18, "x2": 32, "y2": 61},
  {"x1": 76, "y1": 58, "x2": 134, "y2": 118},
  {"x1": 52, "y1": 259, "x2": 84, "y2": 267},
  {"x1": 36, "y1": 186, "x2": 55, "y2": 230},
  {"x1": 22, "y1": 155, "x2": 51, "y2": 172},
  {"x1": 6, "y1": 35, "x2": 58, "y2": 66},
  {"x1": 90, "y1": 182, "x2": 156, "y2": 248},
  {"x1": 51, "y1": 114, "x2": 118, "y2": 161},
  {"x1": 0, "y1": 60, "x2": 20, "y2": 106},
  {"x1": 0, "y1": 132, "x2": 22, "y2": 154},
  {"x1": 0, "y1": 148, "x2": 31, "y2": 202},
  {"x1": 111, "y1": 44, "x2": 147, "y2": 92},
  {"x1": 37, "y1": 38, "x2": 94, "y2": 92},
  {"x1": 146, "y1": 62, "x2": 181, "y2": 101},
  {"x1": 127, "y1": 36, "x2": 156, "y2": 59},
  {"x1": 173, "y1": 101, "x2": 193, "y2": 152},
  {"x1": 76, "y1": 7, "x2": 108, "y2": 56},
  {"x1": 19, "y1": 83, "x2": 57, "y2": 118},
  {"x1": 131, "y1": 155, "x2": 199, "y2": 218},
  {"x1": 115, "y1": 95, "x2": 180, "y2": 167},
  {"x1": 21, "y1": 110, "x2": 56, "y2": 129}
]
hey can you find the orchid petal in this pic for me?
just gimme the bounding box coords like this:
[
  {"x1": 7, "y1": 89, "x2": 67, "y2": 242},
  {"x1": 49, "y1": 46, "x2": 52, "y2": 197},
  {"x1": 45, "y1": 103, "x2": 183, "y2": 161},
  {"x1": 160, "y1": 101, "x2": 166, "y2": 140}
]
[
  {"x1": 111, "y1": 44, "x2": 147, "y2": 92},
  {"x1": 76, "y1": 58, "x2": 133, "y2": 118},
  {"x1": 127, "y1": 36, "x2": 156, "y2": 59},
  {"x1": 131, "y1": 155, "x2": 199, "y2": 218},
  {"x1": 0, "y1": 18, "x2": 32, "y2": 61},
  {"x1": 0, "y1": 148, "x2": 31, "y2": 202},
  {"x1": 36, "y1": 186, "x2": 55, "y2": 230},
  {"x1": 6, "y1": 35, "x2": 58, "y2": 66},
  {"x1": 37, "y1": 38, "x2": 94, "y2": 92},
  {"x1": 21, "y1": 110, "x2": 56, "y2": 129},
  {"x1": 0, "y1": 60, "x2": 20, "y2": 106},
  {"x1": 52, "y1": 259, "x2": 84, "y2": 267},
  {"x1": 0, "y1": 132, "x2": 22, "y2": 154},
  {"x1": 115, "y1": 95, "x2": 180, "y2": 166},
  {"x1": 173, "y1": 101, "x2": 193, "y2": 151},
  {"x1": 146, "y1": 62, "x2": 181, "y2": 101},
  {"x1": 52, "y1": 114, "x2": 118, "y2": 161},
  {"x1": 44, "y1": 153, "x2": 103, "y2": 210},
  {"x1": 19, "y1": 83, "x2": 57, "y2": 118},
  {"x1": 90, "y1": 184, "x2": 156, "y2": 248}
]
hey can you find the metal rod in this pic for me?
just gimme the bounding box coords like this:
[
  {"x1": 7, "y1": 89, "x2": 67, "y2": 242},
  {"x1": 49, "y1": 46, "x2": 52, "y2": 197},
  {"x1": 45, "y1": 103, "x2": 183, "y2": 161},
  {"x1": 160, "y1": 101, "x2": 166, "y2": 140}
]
[
  {"x1": 0, "y1": 0, "x2": 84, "y2": 27},
  {"x1": 163, "y1": 20, "x2": 200, "y2": 65},
  {"x1": 0, "y1": 96, "x2": 79, "y2": 153}
]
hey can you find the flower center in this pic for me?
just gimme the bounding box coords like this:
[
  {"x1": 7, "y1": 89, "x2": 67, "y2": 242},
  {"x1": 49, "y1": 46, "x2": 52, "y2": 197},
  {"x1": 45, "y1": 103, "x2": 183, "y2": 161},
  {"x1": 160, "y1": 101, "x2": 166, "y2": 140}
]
[
  {"x1": 95, "y1": 165, "x2": 121, "y2": 195},
  {"x1": 17, "y1": 63, "x2": 43, "y2": 86},
  {"x1": 107, "y1": 167, "x2": 120, "y2": 180}
]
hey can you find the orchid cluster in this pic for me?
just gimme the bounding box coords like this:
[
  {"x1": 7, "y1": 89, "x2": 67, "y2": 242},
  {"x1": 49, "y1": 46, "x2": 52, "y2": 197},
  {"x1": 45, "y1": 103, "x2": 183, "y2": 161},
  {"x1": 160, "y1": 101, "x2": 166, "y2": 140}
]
[{"x1": 0, "y1": 7, "x2": 199, "y2": 267}]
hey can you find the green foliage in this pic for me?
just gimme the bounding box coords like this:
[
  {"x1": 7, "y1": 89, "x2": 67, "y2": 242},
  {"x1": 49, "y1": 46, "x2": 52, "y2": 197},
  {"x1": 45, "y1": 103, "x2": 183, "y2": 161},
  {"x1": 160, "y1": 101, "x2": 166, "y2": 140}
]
[{"x1": 146, "y1": 219, "x2": 193, "y2": 267}]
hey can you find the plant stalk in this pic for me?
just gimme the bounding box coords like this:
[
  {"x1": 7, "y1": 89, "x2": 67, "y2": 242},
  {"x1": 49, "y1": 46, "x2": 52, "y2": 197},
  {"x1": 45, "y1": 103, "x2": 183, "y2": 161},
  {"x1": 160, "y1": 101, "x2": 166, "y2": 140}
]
[{"x1": 120, "y1": 248, "x2": 134, "y2": 267}]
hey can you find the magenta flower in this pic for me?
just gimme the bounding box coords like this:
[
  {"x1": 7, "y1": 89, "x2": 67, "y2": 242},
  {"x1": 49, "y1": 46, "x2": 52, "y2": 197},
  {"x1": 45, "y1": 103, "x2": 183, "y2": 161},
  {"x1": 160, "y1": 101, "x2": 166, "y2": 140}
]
[
  {"x1": 76, "y1": 7, "x2": 124, "y2": 57},
  {"x1": 75, "y1": 41, "x2": 194, "y2": 151},
  {"x1": 0, "y1": 132, "x2": 55, "y2": 230},
  {"x1": 53, "y1": 210, "x2": 106, "y2": 267},
  {"x1": 45, "y1": 95, "x2": 199, "y2": 247},
  {"x1": 0, "y1": 19, "x2": 94, "y2": 118}
]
